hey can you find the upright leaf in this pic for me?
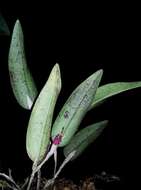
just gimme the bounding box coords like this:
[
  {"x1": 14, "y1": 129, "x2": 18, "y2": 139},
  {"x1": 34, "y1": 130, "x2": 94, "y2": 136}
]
[
  {"x1": 26, "y1": 64, "x2": 61, "y2": 163},
  {"x1": 51, "y1": 70, "x2": 103, "y2": 147},
  {"x1": 90, "y1": 82, "x2": 141, "y2": 110},
  {"x1": 8, "y1": 20, "x2": 37, "y2": 109},
  {"x1": 64, "y1": 120, "x2": 108, "y2": 160},
  {"x1": 0, "y1": 13, "x2": 10, "y2": 35}
]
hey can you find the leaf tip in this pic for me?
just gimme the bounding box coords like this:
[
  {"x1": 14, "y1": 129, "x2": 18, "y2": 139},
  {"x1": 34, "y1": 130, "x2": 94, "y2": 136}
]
[
  {"x1": 53, "y1": 63, "x2": 62, "y2": 91},
  {"x1": 15, "y1": 19, "x2": 20, "y2": 25},
  {"x1": 13, "y1": 19, "x2": 22, "y2": 34},
  {"x1": 97, "y1": 69, "x2": 103, "y2": 78}
]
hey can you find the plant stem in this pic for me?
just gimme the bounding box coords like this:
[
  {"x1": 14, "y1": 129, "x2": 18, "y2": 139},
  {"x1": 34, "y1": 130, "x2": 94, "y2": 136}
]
[
  {"x1": 27, "y1": 145, "x2": 58, "y2": 190},
  {"x1": 0, "y1": 172, "x2": 20, "y2": 190},
  {"x1": 43, "y1": 150, "x2": 76, "y2": 189},
  {"x1": 21, "y1": 178, "x2": 29, "y2": 190},
  {"x1": 36, "y1": 170, "x2": 41, "y2": 190},
  {"x1": 26, "y1": 170, "x2": 35, "y2": 190},
  {"x1": 35, "y1": 145, "x2": 57, "y2": 174}
]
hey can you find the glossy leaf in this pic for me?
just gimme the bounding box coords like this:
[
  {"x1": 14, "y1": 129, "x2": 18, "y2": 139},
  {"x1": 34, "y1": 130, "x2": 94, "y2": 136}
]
[
  {"x1": 26, "y1": 64, "x2": 61, "y2": 163},
  {"x1": 0, "y1": 13, "x2": 10, "y2": 35},
  {"x1": 51, "y1": 70, "x2": 103, "y2": 147},
  {"x1": 64, "y1": 120, "x2": 108, "y2": 160},
  {"x1": 8, "y1": 20, "x2": 37, "y2": 109},
  {"x1": 90, "y1": 82, "x2": 141, "y2": 110}
]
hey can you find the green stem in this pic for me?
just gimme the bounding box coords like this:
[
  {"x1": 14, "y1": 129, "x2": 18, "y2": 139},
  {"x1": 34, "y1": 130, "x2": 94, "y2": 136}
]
[
  {"x1": 36, "y1": 170, "x2": 41, "y2": 190},
  {"x1": 26, "y1": 170, "x2": 35, "y2": 190}
]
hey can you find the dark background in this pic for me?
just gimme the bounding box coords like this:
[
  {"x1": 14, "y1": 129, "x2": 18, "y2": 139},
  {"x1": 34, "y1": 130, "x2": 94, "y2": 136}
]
[{"x1": 0, "y1": 5, "x2": 140, "y2": 188}]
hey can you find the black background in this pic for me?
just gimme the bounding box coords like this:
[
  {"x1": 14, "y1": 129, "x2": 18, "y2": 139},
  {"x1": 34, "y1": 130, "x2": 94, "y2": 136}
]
[{"x1": 0, "y1": 4, "x2": 140, "y2": 188}]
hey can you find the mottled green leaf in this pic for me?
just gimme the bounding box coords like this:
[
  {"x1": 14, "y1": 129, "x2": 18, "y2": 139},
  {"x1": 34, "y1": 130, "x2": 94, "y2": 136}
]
[
  {"x1": 64, "y1": 120, "x2": 108, "y2": 160},
  {"x1": 51, "y1": 70, "x2": 103, "y2": 147},
  {"x1": 0, "y1": 13, "x2": 10, "y2": 35},
  {"x1": 90, "y1": 82, "x2": 141, "y2": 110},
  {"x1": 8, "y1": 20, "x2": 37, "y2": 109},
  {"x1": 26, "y1": 64, "x2": 61, "y2": 163}
]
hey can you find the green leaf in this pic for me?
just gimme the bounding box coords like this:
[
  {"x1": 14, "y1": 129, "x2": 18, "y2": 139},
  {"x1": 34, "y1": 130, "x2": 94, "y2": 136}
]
[
  {"x1": 51, "y1": 69, "x2": 103, "y2": 147},
  {"x1": 26, "y1": 64, "x2": 61, "y2": 163},
  {"x1": 8, "y1": 20, "x2": 37, "y2": 109},
  {"x1": 0, "y1": 13, "x2": 10, "y2": 35},
  {"x1": 89, "y1": 82, "x2": 141, "y2": 110},
  {"x1": 64, "y1": 120, "x2": 108, "y2": 160}
]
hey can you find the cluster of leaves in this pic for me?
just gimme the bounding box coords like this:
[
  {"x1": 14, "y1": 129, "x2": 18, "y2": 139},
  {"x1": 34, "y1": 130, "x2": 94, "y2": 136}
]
[{"x1": 1, "y1": 17, "x2": 141, "y2": 189}]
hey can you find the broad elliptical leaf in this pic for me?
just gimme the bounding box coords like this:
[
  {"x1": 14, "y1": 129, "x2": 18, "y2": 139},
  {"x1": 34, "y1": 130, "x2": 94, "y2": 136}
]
[
  {"x1": 26, "y1": 64, "x2": 61, "y2": 163},
  {"x1": 51, "y1": 70, "x2": 103, "y2": 147},
  {"x1": 8, "y1": 20, "x2": 37, "y2": 109}
]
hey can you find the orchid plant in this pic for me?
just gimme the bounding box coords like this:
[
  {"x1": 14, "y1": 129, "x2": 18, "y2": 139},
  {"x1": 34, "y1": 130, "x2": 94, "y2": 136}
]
[{"x1": 0, "y1": 19, "x2": 141, "y2": 190}]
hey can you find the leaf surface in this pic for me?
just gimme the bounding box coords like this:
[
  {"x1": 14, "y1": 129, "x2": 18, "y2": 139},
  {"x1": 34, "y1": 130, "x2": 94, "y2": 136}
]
[
  {"x1": 90, "y1": 82, "x2": 141, "y2": 110},
  {"x1": 8, "y1": 20, "x2": 37, "y2": 109},
  {"x1": 51, "y1": 70, "x2": 103, "y2": 147},
  {"x1": 26, "y1": 64, "x2": 61, "y2": 162},
  {"x1": 64, "y1": 120, "x2": 108, "y2": 160}
]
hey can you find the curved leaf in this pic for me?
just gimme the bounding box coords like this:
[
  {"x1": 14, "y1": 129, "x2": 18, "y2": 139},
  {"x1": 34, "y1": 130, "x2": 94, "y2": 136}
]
[
  {"x1": 64, "y1": 120, "x2": 108, "y2": 160},
  {"x1": 26, "y1": 64, "x2": 61, "y2": 163},
  {"x1": 89, "y1": 82, "x2": 141, "y2": 110},
  {"x1": 51, "y1": 70, "x2": 103, "y2": 147},
  {"x1": 8, "y1": 20, "x2": 37, "y2": 109}
]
